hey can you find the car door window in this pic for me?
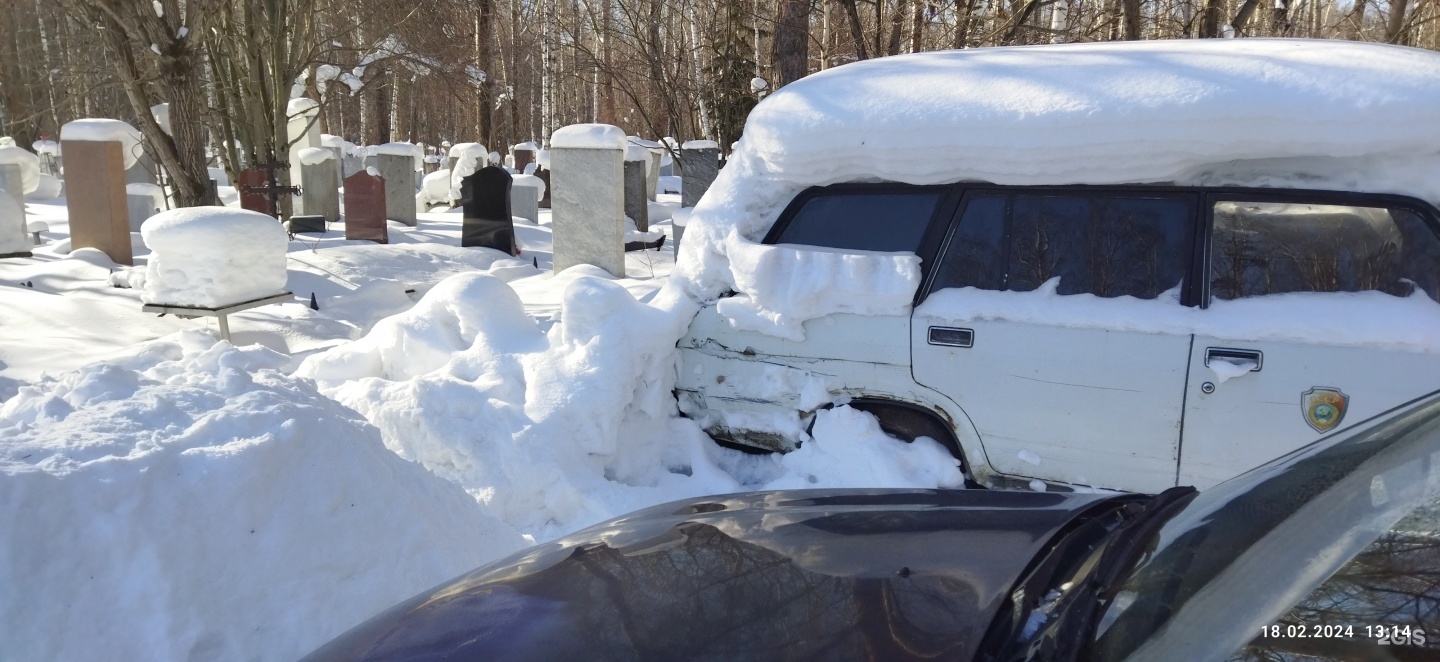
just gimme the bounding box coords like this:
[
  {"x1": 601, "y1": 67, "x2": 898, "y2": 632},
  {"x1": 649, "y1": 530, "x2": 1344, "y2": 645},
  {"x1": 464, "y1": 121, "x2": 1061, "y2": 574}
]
[
  {"x1": 1210, "y1": 201, "x2": 1440, "y2": 303},
  {"x1": 771, "y1": 191, "x2": 942, "y2": 253},
  {"x1": 931, "y1": 191, "x2": 1195, "y2": 300}
]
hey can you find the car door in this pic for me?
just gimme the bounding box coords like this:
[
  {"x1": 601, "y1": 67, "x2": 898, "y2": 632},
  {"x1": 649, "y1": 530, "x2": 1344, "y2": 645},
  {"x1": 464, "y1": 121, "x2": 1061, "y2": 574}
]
[
  {"x1": 912, "y1": 189, "x2": 1200, "y2": 493},
  {"x1": 1179, "y1": 195, "x2": 1440, "y2": 489}
]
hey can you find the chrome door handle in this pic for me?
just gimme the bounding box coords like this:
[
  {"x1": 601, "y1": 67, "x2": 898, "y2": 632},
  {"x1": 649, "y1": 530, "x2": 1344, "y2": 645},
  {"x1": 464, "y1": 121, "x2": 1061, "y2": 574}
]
[
  {"x1": 1205, "y1": 347, "x2": 1263, "y2": 372},
  {"x1": 928, "y1": 326, "x2": 974, "y2": 348}
]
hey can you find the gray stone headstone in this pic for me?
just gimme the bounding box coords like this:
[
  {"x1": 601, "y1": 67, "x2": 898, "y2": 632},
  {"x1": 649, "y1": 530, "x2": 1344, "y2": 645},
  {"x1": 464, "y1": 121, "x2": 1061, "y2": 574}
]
[
  {"x1": 127, "y1": 193, "x2": 159, "y2": 231},
  {"x1": 680, "y1": 147, "x2": 719, "y2": 208},
  {"x1": 552, "y1": 145, "x2": 624, "y2": 277},
  {"x1": 344, "y1": 153, "x2": 365, "y2": 180},
  {"x1": 461, "y1": 166, "x2": 516, "y2": 254},
  {"x1": 624, "y1": 160, "x2": 649, "y2": 233},
  {"x1": 510, "y1": 183, "x2": 539, "y2": 224},
  {"x1": 363, "y1": 154, "x2": 378, "y2": 170},
  {"x1": 300, "y1": 158, "x2": 341, "y2": 223},
  {"x1": 376, "y1": 154, "x2": 417, "y2": 227},
  {"x1": 646, "y1": 151, "x2": 660, "y2": 201},
  {"x1": 125, "y1": 151, "x2": 157, "y2": 185},
  {"x1": 0, "y1": 164, "x2": 24, "y2": 201},
  {"x1": 659, "y1": 157, "x2": 673, "y2": 177}
]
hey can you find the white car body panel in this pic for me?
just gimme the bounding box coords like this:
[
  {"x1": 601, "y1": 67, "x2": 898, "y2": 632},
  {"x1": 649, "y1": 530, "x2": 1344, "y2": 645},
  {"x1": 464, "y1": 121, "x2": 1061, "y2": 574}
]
[
  {"x1": 910, "y1": 314, "x2": 1188, "y2": 494},
  {"x1": 1179, "y1": 336, "x2": 1440, "y2": 489}
]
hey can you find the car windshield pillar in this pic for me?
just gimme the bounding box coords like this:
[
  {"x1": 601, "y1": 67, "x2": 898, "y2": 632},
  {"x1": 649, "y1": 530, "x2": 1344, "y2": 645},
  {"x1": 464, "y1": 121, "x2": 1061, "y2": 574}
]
[{"x1": 1090, "y1": 390, "x2": 1440, "y2": 660}]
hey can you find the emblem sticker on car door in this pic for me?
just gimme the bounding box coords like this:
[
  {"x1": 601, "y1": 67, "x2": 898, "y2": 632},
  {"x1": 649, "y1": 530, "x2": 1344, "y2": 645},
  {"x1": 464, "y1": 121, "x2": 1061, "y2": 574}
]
[{"x1": 1302, "y1": 387, "x2": 1349, "y2": 433}]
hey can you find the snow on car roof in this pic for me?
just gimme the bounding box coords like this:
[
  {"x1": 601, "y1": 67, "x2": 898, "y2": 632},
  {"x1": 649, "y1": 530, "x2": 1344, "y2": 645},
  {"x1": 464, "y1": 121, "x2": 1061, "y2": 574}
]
[{"x1": 675, "y1": 39, "x2": 1440, "y2": 305}]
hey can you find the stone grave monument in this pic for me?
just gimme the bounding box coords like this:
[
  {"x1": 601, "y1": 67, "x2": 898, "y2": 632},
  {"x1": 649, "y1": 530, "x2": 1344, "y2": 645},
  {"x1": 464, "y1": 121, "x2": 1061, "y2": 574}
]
[
  {"x1": 535, "y1": 169, "x2": 552, "y2": 209},
  {"x1": 343, "y1": 171, "x2": 388, "y2": 243},
  {"x1": 61, "y1": 119, "x2": 139, "y2": 265},
  {"x1": 0, "y1": 190, "x2": 27, "y2": 257},
  {"x1": 297, "y1": 148, "x2": 340, "y2": 222},
  {"x1": 510, "y1": 174, "x2": 544, "y2": 224},
  {"x1": 126, "y1": 183, "x2": 165, "y2": 231},
  {"x1": 551, "y1": 123, "x2": 626, "y2": 277},
  {"x1": 680, "y1": 140, "x2": 720, "y2": 208},
  {"x1": 125, "y1": 150, "x2": 157, "y2": 185},
  {"x1": 623, "y1": 146, "x2": 649, "y2": 232},
  {"x1": 512, "y1": 142, "x2": 537, "y2": 172},
  {"x1": 629, "y1": 138, "x2": 662, "y2": 201},
  {"x1": 374, "y1": 143, "x2": 417, "y2": 227},
  {"x1": 461, "y1": 166, "x2": 516, "y2": 254}
]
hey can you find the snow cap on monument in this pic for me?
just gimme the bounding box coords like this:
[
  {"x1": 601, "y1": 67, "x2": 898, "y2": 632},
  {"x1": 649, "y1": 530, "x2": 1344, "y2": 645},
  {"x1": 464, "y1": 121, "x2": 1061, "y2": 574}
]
[
  {"x1": 60, "y1": 119, "x2": 143, "y2": 169},
  {"x1": 0, "y1": 147, "x2": 41, "y2": 194},
  {"x1": 297, "y1": 147, "x2": 334, "y2": 165},
  {"x1": 551, "y1": 123, "x2": 627, "y2": 150},
  {"x1": 140, "y1": 207, "x2": 288, "y2": 307},
  {"x1": 286, "y1": 97, "x2": 320, "y2": 118}
]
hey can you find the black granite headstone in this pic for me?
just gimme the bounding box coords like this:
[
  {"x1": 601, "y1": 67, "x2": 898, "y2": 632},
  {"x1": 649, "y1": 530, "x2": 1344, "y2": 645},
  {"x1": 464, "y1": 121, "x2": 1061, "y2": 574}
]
[
  {"x1": 461, "y1": 166, "x2": 516, "y2": 254},
  {"x1": 286, "y1": 215, "x2": 327, "y2": 234}
]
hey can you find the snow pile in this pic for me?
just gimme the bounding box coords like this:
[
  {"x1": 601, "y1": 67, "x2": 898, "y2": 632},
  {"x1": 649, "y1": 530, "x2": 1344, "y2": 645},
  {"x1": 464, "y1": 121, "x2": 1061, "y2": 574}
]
[
  {"x1": 418, "y1": 168, "x2": 453, "y2": 208},
  {"x1": 447, "y1": 142, "x2": 488, "y2": 200},
  {"x1": 141, "y1": 207, "x2": 288, "y2": 307},
  {"x1": 681, "y1": 139, "x2": 720, "y2": 150},
  {"x1": 299, "y1": 272, "x2": 965, "y2": 539},
  {"x1": 917, "y1": 278, "x2": 1440, "y2": 355},
  {"x1": 0, "y1": 137, "x2": 12, "y2": 147},
  {"x1": 28, "y1": 173, "x2": 62, "y2": 200},
  {"x1": 0, "y1": 333, "x2": 528, "y2": 661},
  {"x1": 551, "y1": 123, "x2": 627, "y2": 150},
  {"x1": 59, "y1": 119, "x2": 144, "y2": 169},
  {"x1": 717, "y1": 241, "x2": 921, "y2": 341},
  {"x1": 31, "y1": 139, "x2": 59, "y2": 155},
  {"x1": 674, "y1": 40, "x2": 1440, "y2": 315},
  {"x1": 0, "y1": 145, "x2": 41, "y2": 194},
  {"x1": 286, "y1": 96, "x2": 319, "y2": 118},
  {"x1": 297, "y1": 147, "x2": 334, "y2": 165}
]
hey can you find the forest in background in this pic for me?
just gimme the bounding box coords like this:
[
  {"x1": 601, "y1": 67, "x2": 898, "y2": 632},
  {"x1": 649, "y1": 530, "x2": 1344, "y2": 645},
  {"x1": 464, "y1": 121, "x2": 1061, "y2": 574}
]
[{"x1": 0, "y1": 0, "x2": 1433, "y2": 205}]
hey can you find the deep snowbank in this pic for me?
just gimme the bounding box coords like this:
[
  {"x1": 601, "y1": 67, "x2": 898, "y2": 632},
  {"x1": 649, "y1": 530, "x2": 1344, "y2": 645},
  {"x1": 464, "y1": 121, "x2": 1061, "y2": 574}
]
[
  {"x1": 299, "y1": 272, "x2": 965, "y2": 540},
  {"x1": 0, "y1": 332, "x2": 528, "y2": 661}
]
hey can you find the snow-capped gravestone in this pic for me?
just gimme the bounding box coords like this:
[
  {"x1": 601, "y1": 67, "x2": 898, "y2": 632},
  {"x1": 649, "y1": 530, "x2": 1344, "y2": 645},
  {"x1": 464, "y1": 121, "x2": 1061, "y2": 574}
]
[
  {"x1": 680, "y1": 140, "x2": 720, "y2": 208},
  {"x1": 125, "y1": 151, "x2": 157, "y2": 185},
  {"x1": 61, "y1": 119, "x2": 141, "y2": 265},
  {"x1": 374, "y1": 143, "x2": 417, "y2": 227},
  {"x1": 343, "y1": 170, "x2": 387, "y2": 244},
  {"x1": 629, "y1": 137, "x2": 662, "y2": 200},
  {"x1": 623, "y1": 145, "x2": 649, "y2": 232},
  {"x1": 0, "y1": 146, "x2": 40, "y2": 200},
  {"x1": 512, "y1": 142, "x2": 537, "y2": 172},
  {"x1": 551, "y1": 123, "x2": 627, "y2": 277},
  {"x1": 461, "y1": 166, "x2": 516, "y2": 254},
  {"x1": 126, "y1": 183, "x2": 165, "y2": 231},
  {"x1": 141, "y1": 207, "x2": 288, "y2": 308},
  {"x1": 510, "y1": 173, "x2": 545, "y2": 224},
  {"x1": 297, "y1": 147, "x2": 340, "y2": 222},
  {"x1": 447, "y1": 142, "x2": 488, "y2": 204},
  {"x1": 237, "y1": 168, "x2": 272, "y2": 216},
  {"x1": 286, "y1": 98, "x2": 321, "y2": 192}
]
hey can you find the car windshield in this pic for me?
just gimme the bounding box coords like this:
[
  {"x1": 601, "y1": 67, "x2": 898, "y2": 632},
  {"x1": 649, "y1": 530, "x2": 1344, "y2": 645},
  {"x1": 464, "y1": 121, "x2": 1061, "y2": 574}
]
[{"x1": 1091, "y1": 391, "x2": 1440, "y2": 660}]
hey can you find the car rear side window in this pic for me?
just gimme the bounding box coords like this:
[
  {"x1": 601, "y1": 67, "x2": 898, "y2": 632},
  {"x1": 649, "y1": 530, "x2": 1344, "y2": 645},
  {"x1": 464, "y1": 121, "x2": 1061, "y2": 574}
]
[
  {"x1": 772, "y1": 191, "x2": 941, "y2": 253},
  {"x1": 1210, "y1": 201, "x2": 1440, "y2": 303},
  {"x1": 931, "y1": 191, "x2": 1195, "y2": 300}
]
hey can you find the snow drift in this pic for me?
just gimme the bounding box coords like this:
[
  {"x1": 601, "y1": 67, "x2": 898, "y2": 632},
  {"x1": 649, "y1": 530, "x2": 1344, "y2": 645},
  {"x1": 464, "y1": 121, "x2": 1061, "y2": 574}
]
[{"x1": 0, "y1": 332, "x2": 528, "y2": 661}]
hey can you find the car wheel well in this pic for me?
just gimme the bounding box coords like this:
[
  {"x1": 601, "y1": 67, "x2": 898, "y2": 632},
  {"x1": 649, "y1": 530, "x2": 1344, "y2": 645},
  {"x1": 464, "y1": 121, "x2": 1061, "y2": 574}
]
[{"x1": 842, "y1": 399, "x2": 976, "y2": 484}]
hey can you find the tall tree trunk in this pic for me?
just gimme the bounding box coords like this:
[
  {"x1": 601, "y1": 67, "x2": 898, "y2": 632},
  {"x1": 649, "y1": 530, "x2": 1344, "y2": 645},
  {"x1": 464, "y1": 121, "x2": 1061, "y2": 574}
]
[
  {"x1": 1199, "y1": 0, "x2": 1225, "y2": 36},
  {"x1": 597, "y1": 0, "x2": 617, "y2": 124},
  {"x1": 839, "y1": 0, "x2": 871, "y2": 59},
  {"x1": 478, "y1": 0, "x2": 495, "y2": 146},
  {"x1": 887, "y1": 0, "x2": 906, "y2": 54},
  {"x1": 1386, "y1": 0, "x2": 1410, "y2": 41},
  {"x1": 1231, "y1": 0, "x2": 1261, "y2": 35},
  {"x1": 771, "y1": 0, "x2": 810, "y2": 87},
  {"x1": 1121, "y1": 0, "x2": 1143, "y2": 38}
]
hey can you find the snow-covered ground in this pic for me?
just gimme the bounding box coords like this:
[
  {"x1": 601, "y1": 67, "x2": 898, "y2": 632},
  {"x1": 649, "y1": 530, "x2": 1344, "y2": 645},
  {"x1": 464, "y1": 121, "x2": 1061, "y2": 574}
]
[{"x1": 0, "y1": 191, "x2": 961, "y2": 660}]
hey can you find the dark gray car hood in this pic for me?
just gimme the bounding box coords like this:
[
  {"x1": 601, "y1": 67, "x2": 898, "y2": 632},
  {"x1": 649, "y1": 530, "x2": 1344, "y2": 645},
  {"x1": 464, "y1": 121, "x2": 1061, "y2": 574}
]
[{"x1": 305, "y1": 488, "x2": 1122, "y2": 662}]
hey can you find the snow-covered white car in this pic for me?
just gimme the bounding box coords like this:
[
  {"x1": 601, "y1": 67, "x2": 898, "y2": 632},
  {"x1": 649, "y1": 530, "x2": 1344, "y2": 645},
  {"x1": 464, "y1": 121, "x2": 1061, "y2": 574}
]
[{"x1": 672, "y1": 39, "x2": 1440, "y2": 494}]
